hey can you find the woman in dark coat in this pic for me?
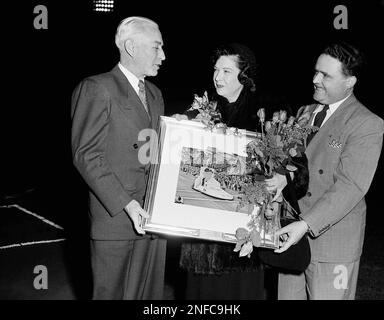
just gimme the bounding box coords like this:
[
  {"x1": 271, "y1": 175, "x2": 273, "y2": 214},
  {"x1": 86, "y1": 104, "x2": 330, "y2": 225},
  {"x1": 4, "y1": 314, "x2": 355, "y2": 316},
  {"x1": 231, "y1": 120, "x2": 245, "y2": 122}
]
[{"x1": 178, "y1": 43, "x2": 308, "y2": 299}]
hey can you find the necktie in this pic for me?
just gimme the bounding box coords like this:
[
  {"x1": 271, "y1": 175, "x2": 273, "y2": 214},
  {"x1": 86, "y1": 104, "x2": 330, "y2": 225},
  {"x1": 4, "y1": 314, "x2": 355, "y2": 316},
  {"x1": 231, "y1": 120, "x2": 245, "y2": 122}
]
[
  {"x1": 307, "y1": 104, "x2": 329, "y2": 145},
  {"x1": 138, "y1": 80, "x2": 150, "y2": 117}
]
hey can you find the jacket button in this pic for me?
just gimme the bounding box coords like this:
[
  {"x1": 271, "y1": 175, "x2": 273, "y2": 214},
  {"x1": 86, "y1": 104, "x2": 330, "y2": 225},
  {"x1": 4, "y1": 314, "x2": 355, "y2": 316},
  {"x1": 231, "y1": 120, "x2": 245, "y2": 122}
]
[
  {"x1": 319, "y1": 169, "x2": 323, "y2": 174},
  {"x1": 307, "y1": 192, "x2": 312, "y2": 197},
  {"x1": 133, "y1": 143, "x2": 138, "y2": 149}
]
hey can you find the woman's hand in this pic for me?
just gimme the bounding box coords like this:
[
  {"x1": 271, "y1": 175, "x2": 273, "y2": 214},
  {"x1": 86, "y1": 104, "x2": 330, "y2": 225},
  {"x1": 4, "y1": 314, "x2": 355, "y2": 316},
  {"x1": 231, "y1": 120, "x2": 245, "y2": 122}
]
[{"x1": 265, "y1": 173, "x2": 287, "y2": 201}]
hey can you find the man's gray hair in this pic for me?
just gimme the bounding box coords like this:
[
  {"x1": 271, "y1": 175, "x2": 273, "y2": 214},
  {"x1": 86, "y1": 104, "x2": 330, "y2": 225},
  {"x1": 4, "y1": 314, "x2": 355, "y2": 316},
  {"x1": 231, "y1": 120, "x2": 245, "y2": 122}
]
[{"x1": 115, "y1": 16, "x2": 158, "y2": 49}]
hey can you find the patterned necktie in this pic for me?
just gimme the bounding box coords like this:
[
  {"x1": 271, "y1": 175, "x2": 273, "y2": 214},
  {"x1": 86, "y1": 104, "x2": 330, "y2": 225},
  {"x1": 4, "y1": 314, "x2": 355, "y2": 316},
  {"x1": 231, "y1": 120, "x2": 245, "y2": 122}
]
[
  {"x1": 138, "y1": 80, "x2": 150, "y2": 117},
  {"x1": 307, "y1": 104, "x2": 329, "y2": 145}
]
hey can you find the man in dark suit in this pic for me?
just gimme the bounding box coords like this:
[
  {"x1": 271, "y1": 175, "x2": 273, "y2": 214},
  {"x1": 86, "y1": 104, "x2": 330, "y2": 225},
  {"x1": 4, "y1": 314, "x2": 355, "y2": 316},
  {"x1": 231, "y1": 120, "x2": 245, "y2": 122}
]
[
  {"x1": 275, "y1": 42, "x2": 383, "y2": 299},
  {"x1": 71, "y1": 16, "x2": 166, "y2": 299}
]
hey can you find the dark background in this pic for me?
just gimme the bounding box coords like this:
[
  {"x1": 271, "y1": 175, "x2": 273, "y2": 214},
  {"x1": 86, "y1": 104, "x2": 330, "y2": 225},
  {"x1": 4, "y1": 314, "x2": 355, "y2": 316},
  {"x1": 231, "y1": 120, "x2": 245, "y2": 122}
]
[{"x1": 1, "y1": 1, "x2": 383, "y2": 225}]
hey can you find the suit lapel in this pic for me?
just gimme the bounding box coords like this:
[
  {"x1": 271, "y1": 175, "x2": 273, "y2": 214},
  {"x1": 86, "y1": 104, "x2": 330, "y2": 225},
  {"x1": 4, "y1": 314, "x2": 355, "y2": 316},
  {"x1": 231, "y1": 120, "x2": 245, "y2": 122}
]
[
  {"x1": 306, "y1": 95, "x2": 358, "y2": 156},
  {"x1": 145, "y1": 83, "x2": 160, "y2": 130},
  {"x1": 111, "y1": 66, "x2": 151, "y2": 125}
]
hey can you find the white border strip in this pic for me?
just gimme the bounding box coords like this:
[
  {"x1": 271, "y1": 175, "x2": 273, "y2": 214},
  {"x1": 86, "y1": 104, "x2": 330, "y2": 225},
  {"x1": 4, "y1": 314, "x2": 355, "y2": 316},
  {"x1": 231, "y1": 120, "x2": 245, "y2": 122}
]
[
  {"x1": 0, "y1": 238, "x2": 66, "y2": 250},
  {"x1": 0, "y1": 204, "x2": 64, "y2": 230}
]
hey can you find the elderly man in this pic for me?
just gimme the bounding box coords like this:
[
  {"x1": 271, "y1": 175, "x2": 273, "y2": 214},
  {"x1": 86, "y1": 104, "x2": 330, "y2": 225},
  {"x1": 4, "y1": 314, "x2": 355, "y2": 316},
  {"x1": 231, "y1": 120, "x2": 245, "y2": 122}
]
[
  {"x1": 276, "y1": 42, "x2": 383, "y2": 300},
  {"x1": 71, "y1": 16, "x2": 166, "y2": 299}
]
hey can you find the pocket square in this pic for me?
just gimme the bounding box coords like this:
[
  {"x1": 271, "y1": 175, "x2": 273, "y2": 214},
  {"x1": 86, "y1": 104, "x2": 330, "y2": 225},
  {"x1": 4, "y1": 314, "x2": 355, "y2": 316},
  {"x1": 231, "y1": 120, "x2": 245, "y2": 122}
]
[{"x1": 328, "y1": 139, "x2": 342, "y2": 148}]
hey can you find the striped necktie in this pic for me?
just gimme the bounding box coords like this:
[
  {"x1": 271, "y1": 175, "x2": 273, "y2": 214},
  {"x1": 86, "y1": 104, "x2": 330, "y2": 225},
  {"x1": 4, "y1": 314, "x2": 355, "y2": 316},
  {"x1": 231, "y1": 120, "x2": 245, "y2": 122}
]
[{"x1": 138, "y1": 80, "x2": 150, "y2": 117}]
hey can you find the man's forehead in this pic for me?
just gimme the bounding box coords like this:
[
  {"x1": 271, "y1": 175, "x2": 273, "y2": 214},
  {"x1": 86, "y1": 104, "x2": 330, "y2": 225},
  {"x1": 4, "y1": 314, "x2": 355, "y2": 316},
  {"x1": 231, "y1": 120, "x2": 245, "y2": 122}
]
[
  {"x1": 145, "y1": 29, "x2": 163, "y2": 43},
  {"x1": 316, "y1": 54, "x2": 343, "y2": 73}
]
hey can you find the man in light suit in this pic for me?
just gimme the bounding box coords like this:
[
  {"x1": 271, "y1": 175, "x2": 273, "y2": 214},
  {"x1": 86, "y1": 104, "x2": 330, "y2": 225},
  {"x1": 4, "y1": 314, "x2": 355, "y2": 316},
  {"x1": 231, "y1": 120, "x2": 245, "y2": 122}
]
[
  {"x1": 275, "y1": 42, "x2": 383, "y2": 299},
  {"x1": 71, "y1": 17, "x2": 166, "y2": 299}
]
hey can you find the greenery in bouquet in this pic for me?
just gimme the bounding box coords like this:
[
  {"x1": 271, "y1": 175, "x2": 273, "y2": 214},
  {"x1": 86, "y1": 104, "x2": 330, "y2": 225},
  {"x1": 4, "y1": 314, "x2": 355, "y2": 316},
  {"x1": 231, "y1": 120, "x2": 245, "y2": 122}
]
[
  {"x1": 234, "y1": 108, "x2": 318, "y2": 257},
  {"x1": 186, "y1": 91, "x2": 227, "y2": 131}
]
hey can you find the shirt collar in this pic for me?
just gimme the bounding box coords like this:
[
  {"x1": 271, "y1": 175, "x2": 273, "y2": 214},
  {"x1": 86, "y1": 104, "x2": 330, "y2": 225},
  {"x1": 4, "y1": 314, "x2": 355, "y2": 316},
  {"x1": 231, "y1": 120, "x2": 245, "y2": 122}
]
[
  {"x1": 328, "y1": 94, "x2": 351, "y2": 114},
  {"x1": 118, "y1": 62, "x2": 144, "y2": 94},
  {"x1": 314, "y1": 93, "x2": 351, "y2": 115}
]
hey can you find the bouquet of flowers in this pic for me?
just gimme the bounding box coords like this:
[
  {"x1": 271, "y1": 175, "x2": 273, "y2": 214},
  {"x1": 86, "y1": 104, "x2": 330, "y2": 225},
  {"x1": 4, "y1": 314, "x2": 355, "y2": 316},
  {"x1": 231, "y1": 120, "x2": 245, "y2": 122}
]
[
  {"x1": 186, "y1": 91, "x2": 226, "y2": 131},
  {"x1": 234, "y1": 108, "x2": 317, "y2": 257}
]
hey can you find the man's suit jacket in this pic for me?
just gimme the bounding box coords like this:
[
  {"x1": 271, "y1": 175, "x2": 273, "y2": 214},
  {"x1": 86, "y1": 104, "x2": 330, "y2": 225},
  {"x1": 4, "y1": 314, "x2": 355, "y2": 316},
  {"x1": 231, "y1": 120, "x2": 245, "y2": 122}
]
[
  {"x1": 297, "y1": 95, "x2": 383, "y2": 262},
  {"x1": 71, "y1": 65, "x2": 164, "y2": 240}
]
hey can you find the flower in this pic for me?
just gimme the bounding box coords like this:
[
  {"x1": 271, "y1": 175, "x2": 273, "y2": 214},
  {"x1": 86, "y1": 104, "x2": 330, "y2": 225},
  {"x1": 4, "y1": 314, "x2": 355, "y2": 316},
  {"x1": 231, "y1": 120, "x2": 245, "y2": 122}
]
[
  {"x1": 289, "y1": 147, "x2": 297, "y2": 157},
  {"x1": 279, "y1": 110, "x2": 287, "y2": 122},
  {"x1": 234, "y1": 107, "x2": 318, "y2": 256},
  {"x1": 187, "y1": 91, "x2": 225, "y2": 131},
  {"x1": 235, "y1": 228, "x2": 248, "y2": 240},
  {"x1": 265, "y1": 121, "x2": 272, "y2": 131},
  {"x1": 257, "y1": 108, "x2": 266, "y2": 123},
  {"x1": 272, "y1": 112, "x2": 279, "y2": 123},
  {"x1": 287, "y1": 116, "x2": 295, "y2": 127}
]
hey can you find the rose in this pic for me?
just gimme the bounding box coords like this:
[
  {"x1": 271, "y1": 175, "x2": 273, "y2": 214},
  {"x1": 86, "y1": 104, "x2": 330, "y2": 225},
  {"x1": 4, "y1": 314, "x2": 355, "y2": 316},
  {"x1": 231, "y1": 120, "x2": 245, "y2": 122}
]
[
  {"x1": 202, "y1": 91, "x2": 209, "y2": 104},
  {"x1": 287, "y1": 116, "x2": 295, "y2": 127},
  {"x1": 272, "y1": 112, "x2": 279, "y2": 123},
  {"x1": 190, "y1": 99, "x2": 200, "y2": 110},
  {"x1": 265, "y1": 121, "x2": 272, "y2": 131},
  {"x1": 289, "y1": 148, "x2": 297, "y2": 157},
  {"x1": 297, "y1": 112, "x2": 311, "y2": 127},
  {"x1": 279, "y1": 110, "x2": 287, "y2": 122},
  {"x1": 257, "y1": 108, "x2": 266, "y2": 123},
  {"x1": 236, "y1": 228, "x2": 248, "y2": 240}
]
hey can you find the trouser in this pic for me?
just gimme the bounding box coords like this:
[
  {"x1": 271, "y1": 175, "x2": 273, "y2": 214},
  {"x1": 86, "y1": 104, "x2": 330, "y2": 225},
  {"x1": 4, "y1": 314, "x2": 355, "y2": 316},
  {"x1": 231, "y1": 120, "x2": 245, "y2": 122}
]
[
  {"x1": 278, "y1": 259, "x2": 360, "y2": 300},
  {"x1": 90, "y1": 237, "x2": 167, "y2": 300}
]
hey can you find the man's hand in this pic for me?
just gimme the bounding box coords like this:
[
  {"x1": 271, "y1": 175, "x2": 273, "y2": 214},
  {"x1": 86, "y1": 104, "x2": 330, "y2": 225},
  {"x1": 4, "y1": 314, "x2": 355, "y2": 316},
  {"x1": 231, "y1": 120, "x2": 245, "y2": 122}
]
[
  {"x1": 171, "y1": 113, "x2": 188, "y2": 121},
  {"x1": 274, "y1": 220, "x2": 309, "y2": 253},
  {"x1": 265, "y1": 173, "x2": 288, "y2": 201},
  {"x1": 124, "y1": 200, "x2": 149, "y2": 235}
]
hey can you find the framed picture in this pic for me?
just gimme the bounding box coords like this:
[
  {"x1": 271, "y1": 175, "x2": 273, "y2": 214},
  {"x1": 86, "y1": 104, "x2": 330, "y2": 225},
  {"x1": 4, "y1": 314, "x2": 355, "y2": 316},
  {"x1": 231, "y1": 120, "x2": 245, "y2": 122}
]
[{"x1": 142, "y1": 116, "x2": 279, "y2": 248}]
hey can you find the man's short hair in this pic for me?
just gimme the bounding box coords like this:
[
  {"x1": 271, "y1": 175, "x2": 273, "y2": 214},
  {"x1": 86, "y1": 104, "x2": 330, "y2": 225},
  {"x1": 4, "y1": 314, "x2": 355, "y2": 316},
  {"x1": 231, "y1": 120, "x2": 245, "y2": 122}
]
[
  {"x1": 322, "y1": 42, "x2": 365, "y2": 78},
  {"x1": 115, "y1": 16, "x2": 158, "y2": 49}
]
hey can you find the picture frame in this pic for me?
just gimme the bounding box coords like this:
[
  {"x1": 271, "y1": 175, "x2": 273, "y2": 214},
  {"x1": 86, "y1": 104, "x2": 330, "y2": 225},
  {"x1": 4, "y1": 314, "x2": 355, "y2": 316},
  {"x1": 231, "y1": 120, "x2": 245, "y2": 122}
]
[{"x1": 142, "y1": 116, "x2": 280, "y2": 248}]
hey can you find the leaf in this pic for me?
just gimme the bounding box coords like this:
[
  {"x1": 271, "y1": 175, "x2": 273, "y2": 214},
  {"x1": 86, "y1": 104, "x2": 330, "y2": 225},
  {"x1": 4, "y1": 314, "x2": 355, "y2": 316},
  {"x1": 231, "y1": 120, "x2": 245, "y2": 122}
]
[
  {"x1": 250, "y1": 229, "x2": 261, "y2": 247},
  {"x1": 267, "y1": 158, "x2": 275, "y2": 173},
  {"x1": 274, "y1": 194, "x2": 283, "y2": 202},
  {"x1": 233, "y1": 239, "x2": 247, "y2": 252},
  {"x1": 253, "y1": 146, "x2": 264, "y2": 158},
  {"x1": 239, "y1": 241, "x2": 253, "y2": 257},
  {"x1": 275, "y1": 135, "x2": 284, "y2": 147}
]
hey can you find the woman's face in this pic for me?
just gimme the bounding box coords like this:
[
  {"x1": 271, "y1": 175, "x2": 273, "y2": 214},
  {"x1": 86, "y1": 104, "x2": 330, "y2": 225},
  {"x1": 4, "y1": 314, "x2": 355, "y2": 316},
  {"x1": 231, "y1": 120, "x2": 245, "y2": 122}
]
[{"x1": 213, "y1": 55, "x2": 244, "y2": 102}]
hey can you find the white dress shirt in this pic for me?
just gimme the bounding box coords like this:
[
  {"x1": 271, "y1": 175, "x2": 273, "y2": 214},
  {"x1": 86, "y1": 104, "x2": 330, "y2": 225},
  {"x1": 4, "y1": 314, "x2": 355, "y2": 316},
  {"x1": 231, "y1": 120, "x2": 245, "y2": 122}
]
[{"x1": 311, "y1": 94, "x2": 351, "y2": 127}]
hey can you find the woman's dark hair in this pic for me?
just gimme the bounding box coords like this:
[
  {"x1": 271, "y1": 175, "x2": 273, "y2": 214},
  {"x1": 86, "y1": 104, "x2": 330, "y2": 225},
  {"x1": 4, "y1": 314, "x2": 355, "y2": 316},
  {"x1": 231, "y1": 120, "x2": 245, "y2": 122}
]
[
  {"x1": 322, "y1": 42, "x2": 365, "y2": 78},
  {"x1": 212, "y1": 43, "x2": 258, "y2": 92}
]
